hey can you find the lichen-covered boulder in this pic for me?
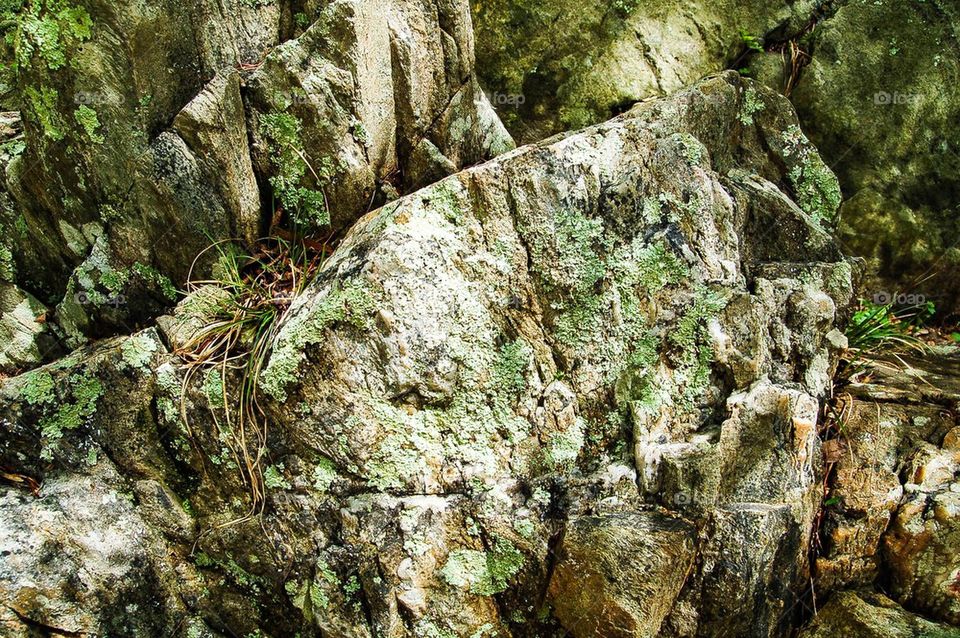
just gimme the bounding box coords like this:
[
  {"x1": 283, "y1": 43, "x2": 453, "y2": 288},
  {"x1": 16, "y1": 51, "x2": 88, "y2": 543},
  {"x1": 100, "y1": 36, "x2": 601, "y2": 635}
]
[
  {"x1": 471, "y1": 0, "x2": 817, "y2": 141},
  {"x1": 752, "y1": 0, "x2": 960, "y2": 312},
  {"x1": 1, "y1": 0, "x2": 512, "y2": 352},
  {"x1": 0, "y1": 73, "x2": 853, "y2": 637}
]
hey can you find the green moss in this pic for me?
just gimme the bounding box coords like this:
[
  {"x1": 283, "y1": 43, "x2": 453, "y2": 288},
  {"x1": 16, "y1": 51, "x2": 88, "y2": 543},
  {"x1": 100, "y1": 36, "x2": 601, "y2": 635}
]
[
  {"x1": 0, "y1": 244, "x2": 14, "y2": 281},
  {"x1": 259, "y1": 111, "x2": 332, "y2": 229},
  {"x1": 73, "y1": 105, "x2": 104, "y2": 143},
  {"x1": 261, "y1": 278, "x2": 376, "y2": 401},
  {"x1": 440, "y1": 537, "x2": 524, "y2": 596}
]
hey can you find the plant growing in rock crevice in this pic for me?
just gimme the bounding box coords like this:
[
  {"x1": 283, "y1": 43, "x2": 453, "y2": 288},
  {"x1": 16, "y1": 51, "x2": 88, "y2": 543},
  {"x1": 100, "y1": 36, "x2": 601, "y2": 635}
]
[
  {"x1": 259, "y1": 111, "x2": 335, "y2": 230},
  {"x1": 176, "y1": 237, "x2": 331, "y2": 520}
]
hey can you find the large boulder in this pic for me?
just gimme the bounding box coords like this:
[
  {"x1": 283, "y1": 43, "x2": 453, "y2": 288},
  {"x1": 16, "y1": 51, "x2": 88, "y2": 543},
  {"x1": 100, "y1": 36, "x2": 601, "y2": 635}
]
[
  {"x1": 751, "y1": 0, "x2": 960, "y2": 313},
  {"x1": 0, "y1": 73, "x2": 853, "y2": 637}
]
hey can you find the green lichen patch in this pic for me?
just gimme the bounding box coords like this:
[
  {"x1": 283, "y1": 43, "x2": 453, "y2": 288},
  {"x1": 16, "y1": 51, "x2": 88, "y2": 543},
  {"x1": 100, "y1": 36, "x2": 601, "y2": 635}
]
[
  {"x1": 781, "y1": 125, "x2": 842, "y2": 226},
  {"x1": 19, "y1": 369, "x2": 56, "y2": 405},
  {"x1": 544, "y1": 417, "x2": 586, "y2": 469},
  {"x1": 16, "y1": 0, "x2": 94, "y2": 71},
  {"x1": 120, "y1": 333, "x2": 158, "y2": 370},
  {"x1": 286, "y1": 559, "x2": 339, "y2": 623},
  {"x1": 440, "y1": 537, "x2": 524, "y2": 595},
  {"x1": 24, "y1": 84, "x2": 64, "y2": 140},
  {"x1": 260, "y1": 278, "x2": 377, "y2": 401},
  {"x1": 738, "y1": 87, "x2": 765, "y2": 126},
  {"x1": 37, "y1": 370, "x2": 104, "y2": 460},
  {"x1": 263, "y1": 464, "x2": 291, "y2": 490},
  {"x1": 74, "y1": 105, "x2": 104, "y2": 144}
]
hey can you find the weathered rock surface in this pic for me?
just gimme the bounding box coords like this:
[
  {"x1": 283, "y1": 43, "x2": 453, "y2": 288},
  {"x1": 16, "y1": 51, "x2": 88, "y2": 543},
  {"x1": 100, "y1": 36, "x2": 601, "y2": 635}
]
[
  {"x1": 0, "y1": 72, "x2": 855, "y2": 637},
  {"x1": 815, "y1": 350, "x2": 960, "y2": 628},
  {"x1": 798, "y1": 590, "x2": 960, "y2": 638},
  {"x1": 1, "y1": 0, "x2": 512, "y2": 354},
  {"x1": 472, "y1": 0, "x2": 817, "y2": 142},
  {"x1": 754, "y1": 0, "x2": 960, "y2": 313}
]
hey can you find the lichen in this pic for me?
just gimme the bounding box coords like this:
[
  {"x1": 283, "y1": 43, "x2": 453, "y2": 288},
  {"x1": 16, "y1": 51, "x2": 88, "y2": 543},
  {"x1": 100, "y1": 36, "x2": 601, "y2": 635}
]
[
  {"x1": 263, "y1": 464, "x2": 291, "y2": 490},
  {"x1": 37, "y1": 370, "x2": 104, "y2": 460},
  {"x1": 120, "y1": 333, "x2": 157, "y2": 370},
  {"x1": 781, "y1": 125, "x2": 842, "y2": 225},
  {"x1": 261, "y1": 278, "x2": 377, "y2": 401},
  {"x1": 17, "y1": 0, "x2": 93, "y2": 71},
  {"x1": 74, "y1": 105, "x2": 104, "y2": 144},
  {"x1": 202, "y1": 367, "x2": 225, "y2": 408},
  {"x1": 545, "y1": 416, "x2": 585, "y2": 468},
  {"x1": 739, "y1": 87, "x2": 765, "y2": 126},
  {"x1": 24, "y1": 85, "x2": 64, "y2": 140},
  {"x1": 440, "y1": 537, "x2": 524, "y2": 596},
  {"x1": 312, "y1": 457, "x2": 338, "y2": 492}
]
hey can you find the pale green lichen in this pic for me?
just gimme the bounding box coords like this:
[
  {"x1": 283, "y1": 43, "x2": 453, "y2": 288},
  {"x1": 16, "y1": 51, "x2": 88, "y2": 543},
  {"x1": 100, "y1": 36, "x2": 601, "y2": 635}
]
[
  {"x1": 0, "y1": 244, "x2": 14, "y2": 281},
  {"x1": 286, "y1": 559, "x2": 338, "y2": 623},
  {"x1": 261, "y1": 278, "x2": 377, "y2": 401},
  {"x1": 545, "y1": 417, "x2": 585, "y2": 468},
  {"x1": 74, "y1": 105, "x2": 104, "y2": 144},
  {"x1": 263, "y1": 464, "x2": 291, "y2": 490},
  {"x1": 781, "y1": 125, "x2": 842, "y2": 225},
  {"x1": 17, "y1": 0, "x2": 94, "y2": 71},
  {"x1": 37, "y1": 370, "x2": 104, "y2": 460},
  {"x1": 738, "y1": 87, "x2": 765, "y2": 126},
  {"x1": 673, "y1": 132, "x2": 705, "y2": 165},
  {"x1": 202, "y1": 367, "x2": 225, "y2": 408},
  {"x1": 440, "y1": 537, "x2": 524, "y2": 595},
  {"x1": 24, "y1": 85, "x2": 64, "y2": 141},
  {"x1": 20, "y1": 369, "x2": 56, "y2": 406},
  {"x1": 120, "y1": 333, "x2": 157, "y2": 370},
  {"x1": 312, "y1": 457, "x2": 338, "y2": 492}
]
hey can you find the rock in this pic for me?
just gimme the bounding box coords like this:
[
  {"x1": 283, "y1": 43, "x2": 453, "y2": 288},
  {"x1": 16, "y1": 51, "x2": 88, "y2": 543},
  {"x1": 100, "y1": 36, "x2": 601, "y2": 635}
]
[
  {"x1": 0, "y1": 73, "x2": 853, "y2": 637},
  {"x1": 471, "y1": 0, "x2": 817, "y2": 142},
  {"x1": 547, "y1": 512, "x2": 697, "y2": 637},
  {"x1": 753, "y1": 0, "x2": 960, "y2": 312},
  {"x1": 797, "y1": 590, "x2": 960, "y2": 638},
  {"x1": 0, "y1": 461, "x2": 208, "y2": 638},
  {"x1": 3, "y1": 0, "x2": 513, "y2": 347},
  {"x1": 814, "y1": 351, "x2": 960, "y2": 626},
  {"x1": 0, "y1": 282, "x2": 59, "y2": 374}
]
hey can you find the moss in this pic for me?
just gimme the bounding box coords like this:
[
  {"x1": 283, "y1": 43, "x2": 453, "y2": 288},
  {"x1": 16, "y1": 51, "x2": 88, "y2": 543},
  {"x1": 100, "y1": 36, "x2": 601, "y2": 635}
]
[
  {"x1": 0, "y1": 244, "x2": 14, "y2": 281},
  {"x1": 261, "y1": 278, "x2": 377, "y2": 401},
  {"x1": 491, "y1": 338, "x2": 531, "y2": 400},
  {"x1": 73, "y1": 105, "x2": 104, "y2": 144},
  {"x1": 259, "y1": 111, "x2": 332, "y2": 229},
  {"x1": 440, "y1": 537, "x2": 524, "y2": 596}
]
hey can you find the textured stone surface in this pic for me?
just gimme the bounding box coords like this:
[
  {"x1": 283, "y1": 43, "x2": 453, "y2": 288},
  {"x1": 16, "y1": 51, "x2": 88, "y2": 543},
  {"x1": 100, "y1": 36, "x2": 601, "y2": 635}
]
[
  {"x1": 0, "y1": 74, "x2": 853, "y2": 636},
  {"x1": 798, "y1": 590, "x2": 960, "y2": 638}
]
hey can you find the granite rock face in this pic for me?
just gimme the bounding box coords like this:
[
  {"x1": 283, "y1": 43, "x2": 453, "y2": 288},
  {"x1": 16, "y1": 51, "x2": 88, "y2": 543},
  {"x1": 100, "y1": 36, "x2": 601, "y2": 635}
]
[{"x1": 0, "y1": 73, "x2": 857, "y2": 637}]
